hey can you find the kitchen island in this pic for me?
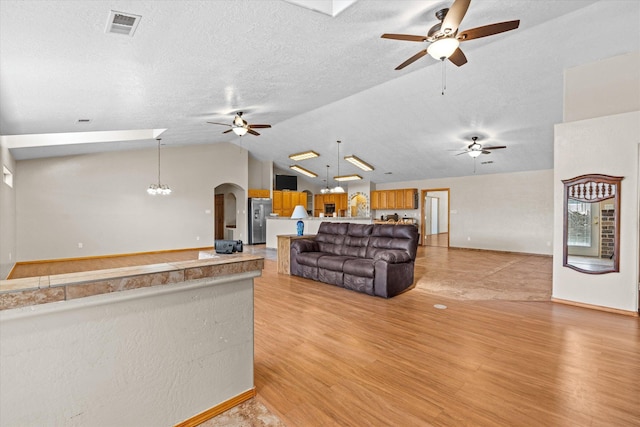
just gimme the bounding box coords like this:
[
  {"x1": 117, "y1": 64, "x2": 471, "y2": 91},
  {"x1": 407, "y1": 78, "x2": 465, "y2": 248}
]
[{"x1": 266, "y1": 217, "x2": 373, "y2": 249}]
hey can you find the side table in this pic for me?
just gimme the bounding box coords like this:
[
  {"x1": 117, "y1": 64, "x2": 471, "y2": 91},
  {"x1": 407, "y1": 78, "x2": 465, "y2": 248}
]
[{"x1": 277, "y1": 234, "x2": 315, "y2": 274}]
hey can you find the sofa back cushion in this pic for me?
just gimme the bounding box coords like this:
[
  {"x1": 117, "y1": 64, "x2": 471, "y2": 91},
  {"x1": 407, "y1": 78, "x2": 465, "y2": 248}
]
[
  {"x1": 341, "y1": 223, "x2": 373, "y2": 258},
  {"x1": 366, "y1": 224, "x2": 419, "y2": 260},
  {"x1": 315, "y1": 222, "x2": 349, "y2": 255}
]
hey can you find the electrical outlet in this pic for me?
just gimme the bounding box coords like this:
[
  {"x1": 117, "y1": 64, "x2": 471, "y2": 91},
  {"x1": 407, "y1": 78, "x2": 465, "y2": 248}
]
[
  {"x1": 196, "y1": 236, "x2": 200, "y2": 241},
  {"x1": 78, "y1": 243, "x2": 83, "y2": 249},
  {"x1": 467, "y1": 237, "x2": 471, "y2": 241}
]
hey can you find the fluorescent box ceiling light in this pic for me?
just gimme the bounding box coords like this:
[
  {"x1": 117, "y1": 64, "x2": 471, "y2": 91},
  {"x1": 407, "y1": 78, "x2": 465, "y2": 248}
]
[
  {"x1": 334, "y1": 174, "x2": 362, "y2": 182},
  {"x1": 289, "y1": 150, "x2": 319, "y2": 161},
  {"x1": 290, "y1": 165, "x2": 318, "y2": 178},
  {"x1": 344, "y1": 155, "x2": 374, "y2": 171}
]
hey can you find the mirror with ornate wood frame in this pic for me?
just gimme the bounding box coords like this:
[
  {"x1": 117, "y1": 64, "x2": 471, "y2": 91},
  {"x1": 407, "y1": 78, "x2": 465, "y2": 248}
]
[{"x1": 562, "y1": 174, "x2": 623, "y2": 274}]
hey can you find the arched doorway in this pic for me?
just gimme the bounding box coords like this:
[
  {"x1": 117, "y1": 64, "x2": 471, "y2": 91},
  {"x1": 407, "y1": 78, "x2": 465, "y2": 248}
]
[{"x1": 214, "y1": 183, "x2": 243, "y2": 241}]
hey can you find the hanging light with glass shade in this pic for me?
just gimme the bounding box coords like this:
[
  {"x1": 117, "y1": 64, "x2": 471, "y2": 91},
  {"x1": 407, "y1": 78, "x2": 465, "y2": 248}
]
[
  {"x1": 321, "y1": 165, "x2": 331, "y2": 194},
  {"x1": 147, "y1": 138, "x2": 171, "y2": 195},
  {"x1": 332, "y1": 140, "x2": 345, "y2": 193}
]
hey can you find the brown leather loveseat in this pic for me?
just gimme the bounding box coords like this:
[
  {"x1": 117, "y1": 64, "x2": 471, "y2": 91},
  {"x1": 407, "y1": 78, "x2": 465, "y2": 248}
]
[{"x1": 289, "y1": 222, "x2": 419, "y2": 298}]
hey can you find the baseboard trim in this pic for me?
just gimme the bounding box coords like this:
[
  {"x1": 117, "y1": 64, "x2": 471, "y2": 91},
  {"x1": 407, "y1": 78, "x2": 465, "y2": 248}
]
[
  {"x1": 552, "y1": 298, "x2": 639, "y2": 317},
  {"x1": 174, "y1": 387, "x2": 256, "y2": 427},
  {"x1": 448, "y1": 246, "x2": 552, "y2": 258}
]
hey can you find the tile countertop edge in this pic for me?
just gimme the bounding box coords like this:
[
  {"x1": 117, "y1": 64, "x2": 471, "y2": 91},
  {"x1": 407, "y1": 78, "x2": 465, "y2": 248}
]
[{"x1": 0, "y1": 253, "x2": 264, "y2": 311}]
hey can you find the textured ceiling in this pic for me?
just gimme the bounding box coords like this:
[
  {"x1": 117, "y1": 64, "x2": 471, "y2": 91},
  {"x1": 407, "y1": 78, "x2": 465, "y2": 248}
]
[{"x1": 1, "y1": 0, "x2": 639, "y2": 185}]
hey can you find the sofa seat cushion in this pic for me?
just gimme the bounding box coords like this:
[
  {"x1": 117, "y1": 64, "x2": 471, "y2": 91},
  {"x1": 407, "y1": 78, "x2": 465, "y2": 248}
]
[
  {"x1": 317, "y1": 255, "x2": 355, "y2": 271},
  {"x1": 296, "y1": 252, "x2": 326, "y2": 267},
  {"x1": 343, "y1": 258, "x2": 375, "y2": 278}
]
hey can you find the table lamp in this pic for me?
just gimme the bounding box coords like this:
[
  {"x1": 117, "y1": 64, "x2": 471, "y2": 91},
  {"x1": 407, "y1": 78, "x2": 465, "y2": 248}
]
[{"x1": 291, "y1": 205, "x2": 308, "y2": 236}]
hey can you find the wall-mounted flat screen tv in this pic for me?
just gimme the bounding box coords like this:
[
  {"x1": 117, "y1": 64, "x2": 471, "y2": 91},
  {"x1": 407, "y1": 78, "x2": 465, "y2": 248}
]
[{"x1": 275, "y1": 174, "x2": 297, "y2": 191}]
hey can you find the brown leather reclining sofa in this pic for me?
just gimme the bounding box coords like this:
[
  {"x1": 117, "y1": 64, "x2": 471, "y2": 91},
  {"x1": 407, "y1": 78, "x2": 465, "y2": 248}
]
[{"x1": 289, "y1": 222, "x2": 419, "y2": 298}]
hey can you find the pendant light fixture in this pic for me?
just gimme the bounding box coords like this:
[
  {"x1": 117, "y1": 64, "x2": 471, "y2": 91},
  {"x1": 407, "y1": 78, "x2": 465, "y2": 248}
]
[
  {"x1": 147, "y1": 138, "x2": 171, "y2": 195},
  {"x1": 332, "y1": 140, "x2": 345, "y2": 193},
  {"x1": 321, "y1": 165, "x2": 331, "y2": 194}
]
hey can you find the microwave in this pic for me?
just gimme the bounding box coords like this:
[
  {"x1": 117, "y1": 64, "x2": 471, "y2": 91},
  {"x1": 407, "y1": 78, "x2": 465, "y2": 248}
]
[{"x1": 324, "y1": 203, "x2": 336, "y2": 214}]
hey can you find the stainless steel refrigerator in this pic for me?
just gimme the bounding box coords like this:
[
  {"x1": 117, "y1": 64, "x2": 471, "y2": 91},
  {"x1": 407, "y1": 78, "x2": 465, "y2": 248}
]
[{"x1": 247, "y1": 198, "x2": 272, "y2": 244}]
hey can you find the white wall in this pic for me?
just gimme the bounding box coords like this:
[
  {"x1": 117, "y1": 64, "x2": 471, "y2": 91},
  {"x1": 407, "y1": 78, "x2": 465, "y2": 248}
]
[
  {"x1": 0, "y1": 273, "x2": 255, "y2": 426},
  {"x1": 376, "y1": 169, "x2": 554, "y2": 255},
  {"x1": 247, "y1": 155, "x2": 272, "y2": 191},
  {"x1": 0, "y1": 142, "x2": 16, "y2": 278},
  {"x1": 564, "y1": 52, "x2": 640, "y2": 122},
  {"x1": 554, "y1": 112, "x2": 639, "y2": 312},
  {"x1": 553, "y1": 51, "x2": 640, "y2": 313},
  {"x1": 16, "y1": 143, "x2": 248, "y2": 261}
]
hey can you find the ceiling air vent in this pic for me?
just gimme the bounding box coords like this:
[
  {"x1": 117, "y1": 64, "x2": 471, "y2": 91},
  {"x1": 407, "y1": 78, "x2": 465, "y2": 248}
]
[{"x1": 105, "y1": 10, "x2": 141, "y2": 36}]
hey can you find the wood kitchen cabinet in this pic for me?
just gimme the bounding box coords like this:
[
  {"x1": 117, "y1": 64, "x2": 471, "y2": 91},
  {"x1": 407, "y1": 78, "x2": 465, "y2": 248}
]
[
  {"x1": 273, "y1": 190, "x2": 307, "y2": 217},
  {"x1": 371, "y1": 189, "x2": 418, "y2": 210},
  {"x1": 248, "y1": 189, "x2": 270, "y2": 198},
  {"x1": 313, "y1": 193, "x2": 347, "y2": 216}
]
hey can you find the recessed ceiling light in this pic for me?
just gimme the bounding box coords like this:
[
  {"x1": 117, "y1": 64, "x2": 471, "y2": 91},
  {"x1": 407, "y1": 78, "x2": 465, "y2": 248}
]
[
  {"x1": 289, "y1": 150, "x2": 319, "y2": 161},
  {"x1": 334, "y1": 174, "x2": 362, "y2": 182},
  {"x1": 344, "y1": 155, "x2": 374, "y2": 171},
  {"x1": 289, "y1": 165, "x2": 318, "y2": 178}
]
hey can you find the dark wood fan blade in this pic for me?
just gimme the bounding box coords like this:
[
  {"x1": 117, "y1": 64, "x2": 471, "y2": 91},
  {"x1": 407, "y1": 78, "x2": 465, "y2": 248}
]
[
  {"x1": 455, "y1": 151, "x2": 470, "y2": 156},
  {"x1": 381, "y1": 33, "x2": 426, "y2": 42},
  {"x1": 395, "y1": 49, "x2": 428, "y2": 70},
  {"x1": 457, "y1": 20, "x2": 520, "y2": 41},
  {"x1": 207, "y1": 122, "x2": 231, "y2": 127},
  {"x1": 482, "y1": 146, "x2": 507, "y2": 150},
  {"x1": 448, "y1": 47, "x2": 467, "y2": 67},
  {"x1": 248, "y1": 124, "x2": 271, "y2": 129},
  {"x1": 247, "y1": 129, "x2": 260, "y2": 136},
  {"x1": 222, "y1": 129, "x2": 233, "y2": 134},
  {"x1": 481, "y1": 150, "x2": 491, "y2": 154},
  {"x1": 441, "y1": 0, "x2": 471, "y2": 35}
]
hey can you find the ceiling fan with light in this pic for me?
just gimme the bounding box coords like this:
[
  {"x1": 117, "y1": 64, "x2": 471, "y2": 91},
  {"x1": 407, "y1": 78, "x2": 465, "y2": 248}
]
[
  {"x1": 454, "y1": 136, "x2": 506, "y2": 158},
  {"x1": 207, "y1": 111, "x2": 271, "y2": 136},
  {"x1": 381, "y1": 0, "x2": 520, "y2": 70}
]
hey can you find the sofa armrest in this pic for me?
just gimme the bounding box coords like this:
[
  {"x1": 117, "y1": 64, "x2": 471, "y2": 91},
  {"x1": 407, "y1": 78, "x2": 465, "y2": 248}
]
[
  {"x1": 290, "y1": 239, "x2": 319, "y2": 254},
  {"x1": 373, "y1": 250, "x2": 411, "y2": 264}
]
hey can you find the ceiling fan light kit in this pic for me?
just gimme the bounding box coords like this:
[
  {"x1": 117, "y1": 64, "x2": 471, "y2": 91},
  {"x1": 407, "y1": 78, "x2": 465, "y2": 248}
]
[
  {"x1": 232, "y1": 127, "x2": 248, "y2": 136},
  {"x1": 207, "y1": 111, "x2": 271, "y2": 137},
  {"x1": 427, "y1": 37, "x2": 459, "y2": 60}
]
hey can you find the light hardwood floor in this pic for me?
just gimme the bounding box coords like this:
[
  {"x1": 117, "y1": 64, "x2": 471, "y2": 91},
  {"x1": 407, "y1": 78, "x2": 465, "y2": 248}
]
[
  {"x1": 8, "y1": 246, "x2": 640, "y2": 426},
  {"x1": 253, "y1": 247, "x2": 639, "y2": 426}
]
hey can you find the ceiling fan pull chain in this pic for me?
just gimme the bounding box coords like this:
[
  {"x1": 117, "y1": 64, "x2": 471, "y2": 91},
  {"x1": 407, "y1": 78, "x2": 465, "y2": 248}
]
[{"x1": 441, "y1": 59, "x2": 446, "y2": 95}]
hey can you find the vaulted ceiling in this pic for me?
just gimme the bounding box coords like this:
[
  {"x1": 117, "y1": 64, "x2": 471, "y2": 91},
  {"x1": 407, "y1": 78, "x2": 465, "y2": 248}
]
[{"x1": 1, "y1": 1, "x2": 638, "y2": 184}]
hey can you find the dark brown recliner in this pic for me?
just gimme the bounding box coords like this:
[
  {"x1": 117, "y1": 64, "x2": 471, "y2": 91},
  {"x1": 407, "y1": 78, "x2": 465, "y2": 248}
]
[{"x1": 290, "y1": 222, "x2": 419, "y2": 298}]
